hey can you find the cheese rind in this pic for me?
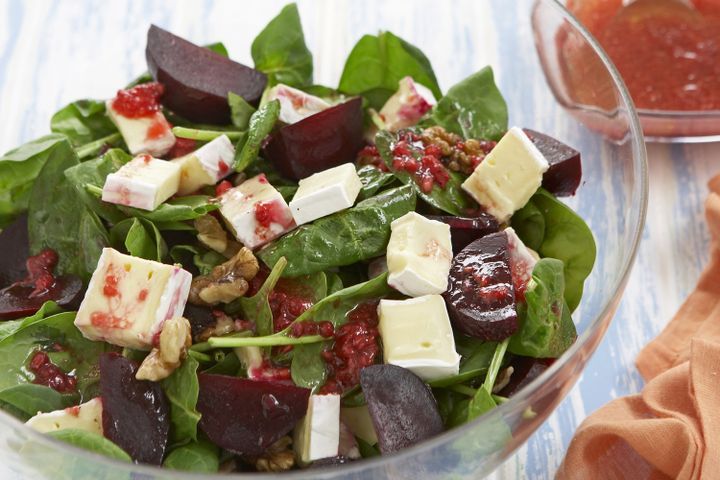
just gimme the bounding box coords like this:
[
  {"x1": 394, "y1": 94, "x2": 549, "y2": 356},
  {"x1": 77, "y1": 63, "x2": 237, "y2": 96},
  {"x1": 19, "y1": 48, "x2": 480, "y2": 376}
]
[
  {"x1": 289, "y1": 164, "x2": 362, "y2": 225},
  {"x1": 219, "y1": 175, "x2": 295, "y2": 249},
  {"x1": 106, "y1": 100, "x2": 175, "y2": 157},
  {"x1": 378, "y1": 295, "x2": 460, "y2": 381},
  {"x1": 379, "y1": 76, "x2": 436, "y2": 131},
  {"x1": 386, "y1": 212, "x2": 452, "y2": 297},
  {"x1": 101, "y1": 154, "x2": 181, "y2": 211},
  {"x1": 294, "y1": 394, "x2": 341, "y2": 464},
  {"x1": 173, "y1": 134, "x2": 235, "y2": 195},
  {"x1": 26, "y1": 398, "x2": 103, "y2": 435},
  {"x1": 266, "y1": 84, "x2": 330, "y2": 124},
  {"x1": 461, "y1": 126, "x2": 549, "y2": 222},
  {"x1": 74, "y1": 248, "x2": 192, "y2": 350}
]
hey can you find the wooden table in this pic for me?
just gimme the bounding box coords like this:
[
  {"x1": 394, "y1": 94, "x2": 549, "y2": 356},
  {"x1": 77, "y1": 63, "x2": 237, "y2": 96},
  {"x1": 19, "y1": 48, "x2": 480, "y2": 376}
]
[{"x1": 1, "y1": 0, "x2": 718, "y2": 477}]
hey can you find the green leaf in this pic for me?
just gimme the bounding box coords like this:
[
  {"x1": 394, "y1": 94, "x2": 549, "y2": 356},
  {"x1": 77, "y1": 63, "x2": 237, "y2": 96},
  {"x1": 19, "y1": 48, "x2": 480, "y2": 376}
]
[
  {"x1": 110, "y1": 218, "x2": 167, "y2": 262},
  {"x1": 508, "y1": 259, "x2": 577, "y2": 358},
  {"x1": 339, "y1": 32, "x2": 441, "y2": 109},
  {"x1": 356, "y1": 437, "x2": 380, "y2": 458},
  {"x1": 228, "y1": 92, "x2": 256, "y2": 129},
  {"x1": 291, "y1": 342, "x2": 327, "y2": 392},
  {"x1": 467, "y1": 338, "x2": 508, "y2": 421},
  {"x1": 0, "y1": 134, "x2": 68, "y2": 228},
  {"x1": 163, "y1": 438, "x2": 219, "y2": 473},
  {"x1": 0, "y1": 384, "x2": 76, "y2": 420},
  {"x1": 0, "y1": 302, "x2": 63, "y2": 343},
  {"x1": 431, "y1": 66, "x2": 508, "y2": 141},
  {"x1": 228, "y1": 257, "x2": 287, "y2": 337},
  {"x1": 162, "y1": 356, "x2": 201, "y2": 445},
  {"x1": 50, "y1": 99, "x2": 118, "y2": 147},
  {"x1": 118, "y1": 195, "x2": 218, "y2": 223},
  {"x1": 375, "y1": 130, "x2": 473, "y2": 215},
  {"x1": 511, "y1": 189, "x2": 596, "y2": 311},
  {"x1": 234, "y1": 100, "x2": 280, "y2": 172},
  {"x1": 257, "y1": 185, "x2": 416, "y2": 277},
  {"x1": 47, "y1": 429, "x2": 131, "y2": 462},
  {"x1": 356, "y1": 165, "x2": 397, "y2": 200},
  {"x1": 327, "y1": 273, "x2": 344, "y2": 295},
  {"x1": 428, "y1": 340, "x2": 496, "y2": 388},
  {"x1": 251, "y1": 3, "x2": 313, "y2": 88},
  {"x1": 510, "y1": 201, "x2": 545, "y2": 251},
  {"x1": 467, "y1": 388, "x2": 496, "y2": 420}
]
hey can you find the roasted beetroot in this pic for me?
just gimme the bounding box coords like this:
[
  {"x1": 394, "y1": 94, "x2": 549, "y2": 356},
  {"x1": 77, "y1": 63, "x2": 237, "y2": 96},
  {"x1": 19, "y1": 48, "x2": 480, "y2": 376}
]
[
  {"x1": 263, "y1": 98, "x2": 364, "y2": 180},
  {"x1": 426, "y1": 213, "x2": 500, "y2": 254},
  {"x1": 360, "y1": 364, "x2": 443, "y2": 454},
  {"x1": 498, "y1": 356, "x2": 553, "y2": 397},
  {"x1": 443, "y1": 232, "x2": 518, "y2": 341},
  {"x1": 0, "y1": 276, "x2": 83, "y2": 320},
  {"x1": 196, "y1": 374, "x2": 310, "y2": 456},
  {"x1": 523, "y1": 129, "x2": 582, "y2": 196},
  {"x1": 146, "y1": 25, "x2": 267, "y2": 124},
  {"x1": 99, "y1": 353, "x2": 170, "y2": 465},
  {"x1": 0, "y1": 214, "x2": 29, "y2": 287}
]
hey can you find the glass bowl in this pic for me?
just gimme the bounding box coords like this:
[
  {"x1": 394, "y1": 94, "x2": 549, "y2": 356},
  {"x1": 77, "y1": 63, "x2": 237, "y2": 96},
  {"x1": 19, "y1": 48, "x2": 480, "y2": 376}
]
[{"x1": 0, "y1": 0, "x2": 647, "y2": 478}]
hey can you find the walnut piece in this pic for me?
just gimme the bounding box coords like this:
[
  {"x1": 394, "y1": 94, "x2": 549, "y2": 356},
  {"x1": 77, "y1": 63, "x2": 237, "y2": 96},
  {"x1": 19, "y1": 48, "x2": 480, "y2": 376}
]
[
  {"x1": 189, "y1": 247, "x2": 259, "y2": 306},
  {"x1": 136, "y1": 317, "x2": 192, "y2": 381},
  {"x1": 255, "y1": 436, "x2": 295, "y2": 472},
  {"x1": 194, "y1": 215, "x2": 240, "y2": 258}
]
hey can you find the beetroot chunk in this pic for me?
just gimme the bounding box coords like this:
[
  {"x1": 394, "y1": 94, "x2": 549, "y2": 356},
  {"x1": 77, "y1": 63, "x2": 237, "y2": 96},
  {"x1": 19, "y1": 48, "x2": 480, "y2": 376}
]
[
  {"x1": 197, "y1": 374, "x2": 310, "y2": 456},
  {"x1": 497, "y1": 356, "x2": 553, "y2": 397},
  {"x1": 146, "y1": 25, "x2": 267, "y2": 124},
  {"x1": 263, "y1": 98, "x2": 364, "y2": 180},
  {"x1": 426, "y1": 213, "x2": 500, "y2": 254},
  {"x1": 523, "y1": 129, "x2": 582, "y2": 196},
  {"x1": 0, "y1": 275, "x2": 83, "y2": 320},
  {"x1": 99, "y1": 353, "x2": 170, "y2": 465},
  {"x1": 443, "y1": 232, "x2": 518, "y2": 341},
  {"x1": 360, "y1": 364, "x2": 443, "y2": 454}
]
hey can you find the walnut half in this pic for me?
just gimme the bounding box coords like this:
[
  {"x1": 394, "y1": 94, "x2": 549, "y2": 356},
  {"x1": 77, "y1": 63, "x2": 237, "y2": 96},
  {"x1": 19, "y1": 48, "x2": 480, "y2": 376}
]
[
  {"x1": 189, "y1": 247, "x2": 260, "y2": 306},
  {"x1": 136, "y1": 317, "x2": 192, "y2": 381},
  {"x1": 255, "y1": 436, "x2": 295, "y2": 472},
  {"x1": 194, "y1": 215, "x2": 240, "y2": 258}
]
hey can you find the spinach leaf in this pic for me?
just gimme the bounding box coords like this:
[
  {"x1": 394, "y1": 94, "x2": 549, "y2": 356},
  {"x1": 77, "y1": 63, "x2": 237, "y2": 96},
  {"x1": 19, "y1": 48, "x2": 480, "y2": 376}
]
[
  {"x1": 428, "y1": 340, "x2": 496, "y2": 388},
  {"x1": 77, "y1": 209, "x2": 112, "y2": 281},
  {"x1": 375, "y1": 130, "x2": 473, "y2": 216},
  {"x1": 228, "y1": 92, "x2": 256, "y2": 130},
  {"x1": 110, "y1": 218, "x2": 167, "y2": 262},
  {"x1": 356, "y1": 165, "x2": 397, "y2": 200},
  {"x1": 291, "y1": 342, "x2": 327, "y2": 392},
  {"x1": 118, "y1": 196, "x2": 218, "y2": 223},
  {"x1": 327, "y1": 273, "x2": 344, "y2": 295},
  {"x1": 512, "y1": 189, "x2": 596, "y2": 311},
  {"x1": 357, "y1": 437, "x2": 381, "y2": 458},
  {"x1": 50, "y1": 99, "x2": 117, "y2": 146},
  {"x1": 201, "y1": 351, "x2": 241, "y2": 376},
  {"x1": 163, "y1": 438, "x2": 219, "y2": 473},
  {"x1": 510, "y1": 201, "x2": 545, "y2": 251},
  {"x1": 0, "y1": 384, "x2": 76, "y2": 420},
  {"x1": 258, "y1": 185, "x2": 416, "y2": 277},
  {"x1": 431, "y1": 66, "x2": 508, "y2": 141},
  {"x1": 467, "y1": 338, "x2": 508, "y2": 421},
  {"x1": 162, "y1": 356, "x2": 201, "y2": 445},
  {"x1": 339, "y1": 32, "x2": 441, "y2": 109},
  {"x1": 509, "y1": 259, "x2": 577, "y2": 358},
  {"x1": 0, "y1": 134, "x2": 68, "y2": 228},
  {"x1": 0, "y1": 301, "x2": 63, "y2": 343},
  {"x1": 47, "y1": 429, "x2": 131, "y2": 462},
  {"x1": 251, "y1": 3, "x2": 313, "y2": 88},
  {"x1": 234, "y1": 100, "x2": 280, "y2": 172}
]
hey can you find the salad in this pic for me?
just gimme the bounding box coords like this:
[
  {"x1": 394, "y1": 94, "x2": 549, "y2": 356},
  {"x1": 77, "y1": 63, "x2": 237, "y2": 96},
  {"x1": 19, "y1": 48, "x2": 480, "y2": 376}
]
[{"x1": 0, "y1": 3, "x2": 596, "y2": 474}]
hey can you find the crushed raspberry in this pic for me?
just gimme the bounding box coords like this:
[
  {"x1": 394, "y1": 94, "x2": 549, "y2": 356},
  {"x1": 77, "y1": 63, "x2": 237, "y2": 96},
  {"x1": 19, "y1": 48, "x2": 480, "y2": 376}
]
[
  {"x1": 289, "y1": 320, "x2": 334, "y2": 338},
  {"x1": 111, "y1": 82, "x2": 164, "y2": 118},
  {"x1": 28, "y1": 351, "x2": 77, "y2": 394},
  {"x1": 218, "y1": 161, "x2": 229, "y2": 174},
  {"x1": 249, "y1": 359, "x2": 292, "y2": 382},
  {"x1": 167, "y1": 137, "x2": 197, "y2": 159},
  {"x1": 356, "y1": 144, "x2": 388, "y2": 172},
  {"x1": 14, "y1": 249, "x2": 59, "y2": 298},
  {"x1": 215, "y1": 180, "x2": 233, "y2": 197},
  {"x1": 254, "y1": 200, "x2": 292, "y2": 229}
]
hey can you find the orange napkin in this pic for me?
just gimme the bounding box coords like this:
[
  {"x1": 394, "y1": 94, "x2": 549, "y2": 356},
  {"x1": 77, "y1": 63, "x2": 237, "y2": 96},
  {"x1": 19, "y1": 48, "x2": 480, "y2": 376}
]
[{"x1": 556, "y1": 176, "x2": 720, "y2": 480}]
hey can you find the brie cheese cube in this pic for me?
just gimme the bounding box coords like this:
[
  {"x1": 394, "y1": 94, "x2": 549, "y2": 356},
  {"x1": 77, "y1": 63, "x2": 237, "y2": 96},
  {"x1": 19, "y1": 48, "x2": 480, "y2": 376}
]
[
  {"x1": 294, "y1": 394, "x2": 341, "y2": 465},
  {"x1": 26, "y1": 398, "x2": 103, "y2": 435},
  {"x1": 379, "y1": 76, "x2": 436, "y2": 131},
  {"x1": 289, "y1": 164, "x2": 363, "y2": 225},
  {"x1": 505, "y1": 227, "x2": 539, "y2": 295},
  {"x1": 74, "y1": 248, "x2": 192, "y2": 350},
  {"x1": 102, "y1": 154, "x2": 181, "y2": 211},
  {"x1": 378, "y1": 295, "x2": 460, "y2": 381},
  {"x1": 106, "y1": 100, "x2": 175, "y2": 157},
  {"x1": 173, "y1": 134, "x2": 236, "y2": 195},
  {"x1": 386, "y1": 212, "x2": 452, "y2": 297},
  {"x1": 462, "y1": 127, "x2": 549, "y2": 222},
  {"x1": 219, "y1": 174, "x2": 296, "y2": 249},
  {"x1": 340, "y1": 406, "x2": 378, "y2": 446},
  {"x1": 266, "y1": 84, "x2": 330, "y2": 124}
]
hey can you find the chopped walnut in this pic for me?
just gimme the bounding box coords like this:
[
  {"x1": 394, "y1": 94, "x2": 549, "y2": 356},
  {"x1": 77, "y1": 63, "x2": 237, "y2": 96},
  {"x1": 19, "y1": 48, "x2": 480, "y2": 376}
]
[
  {"x1": 420, "y1": 126, "x2": 496, "y2": 175},
  {"x1": 189, "y1": 247, "x2": 259, "y2": 306},
  {"x1": 492, "y1": 366, "x2": 515, "y2": 394},
  {"x1": 255, "y1": 436, "x2": 295, "y2": 472},
  {"x1": 196, "y1": 310, "x2": 250, "y2": 342},
  {"x1": 136, "y1": 317, "x2": 192, "y2": 381},
  {"x1": 194, "y1": 215, "x2": 240, "y2": 258}
]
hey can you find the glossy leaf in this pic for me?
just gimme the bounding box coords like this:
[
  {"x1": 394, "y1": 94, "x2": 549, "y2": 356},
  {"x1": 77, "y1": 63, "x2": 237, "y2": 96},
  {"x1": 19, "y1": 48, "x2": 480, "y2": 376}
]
[
  {"x1": 110, "y1": 218, "x2": 167, "y2": 262},
  {"x1": 291, "y1": 341, "x2": 327, "y2": 392},
  {"x1": 228, "y1": 92, "x2": 256, "y2": 129},
  {"x1": 118, "y1": 196, "x2": 218, "y2": 223},
  {"x1": 356, "y1": 165, "x2": 397, "y2": 200},
  {"x1": 0, "y1": 384, "x2": 76, "y2": 420},
  {"x1": 234, "y1": 100, "x2": 280, "y2": 172},
  {"x1": 48, "y1": 429, "x2": 132, "y2": 462},
  {"x1": 163, "y1": 438, "x2": 219, "y2": 473},
  {"x1": 50, "y1": 99, "x2": 118, "y2": 146},
  {"x1": 162, "y1": 356, "x2": 201, "y2": 445}
]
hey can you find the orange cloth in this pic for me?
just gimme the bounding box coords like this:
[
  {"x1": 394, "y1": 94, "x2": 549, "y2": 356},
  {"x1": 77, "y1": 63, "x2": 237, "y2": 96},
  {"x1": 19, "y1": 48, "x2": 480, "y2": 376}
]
[{"x1": 557, "y1": 177, "x2": 720, "y2": 480}]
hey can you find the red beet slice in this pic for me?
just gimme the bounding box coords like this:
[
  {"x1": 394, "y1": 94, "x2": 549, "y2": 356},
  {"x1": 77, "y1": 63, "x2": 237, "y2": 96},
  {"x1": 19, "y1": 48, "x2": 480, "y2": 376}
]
[
  {"x1": 497, "y1": 356, "x2": 553, "y2": 397},
  {"x1": 0, "y1": 275, "x2": 83, "y2": 320},
  {"x1": 523, "y1": 129, "x2": 582, "y2": 196},
  {"x1": 426, "y1": 213, "x2": 500, "y2": 254},
  {"x1": 196, "y1": 373, "x2": 310, "y2": 456},
  {"x1": 0, "y1": 214, "x2": 29, "y2": 287},
  {"x1": 263, "y1": 98, "x2": 364, "y2": 181},
  {"x1": 443, "y1": 232, "x2": 518, "y2": 341},
  {"x1": 360, "y1": 364, "x2": 443, "y2": 454},
  {"x1": 99, "y1": 353, "x2": 170, "y2": 465},
  {"x1": 146, "y1": 25, "x2": 267, "y2": 124}
]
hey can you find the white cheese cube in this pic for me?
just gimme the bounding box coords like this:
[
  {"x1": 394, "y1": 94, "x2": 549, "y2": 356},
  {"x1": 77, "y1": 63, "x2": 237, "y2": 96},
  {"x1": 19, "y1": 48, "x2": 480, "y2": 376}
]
[
  {"x1": 219, "y1": 174, "x2": 296, "y2": 250},
  {"x1": 266, "y1": 84, "x2": 330, "y2": 124},
  {"x1": 74, "y1": 248, "x2": 192, "y2": 350},
  {"x1": 461, "y1": 126, "x2": 549, "y2": 222},
  {"x1": 294, "y1": 394, "x2": 341, "y2": 465},
  {"x1": 106, "y1": 100, "x2": 175, "y2": 157},
  {"x1": 386, "y1": 212, "x2": 452, "y2": 297},
  {"x1": 378, "y1": 295, "x2": 460, "y2": 381},
  {"x1": 289, "y1": 164, "x2": 362, "y2": 225},
  {"x1": 340, "y1": 406, "x2": 378, "y2": 446},
  {"x1": 173, "y1": 134, "x2": 235, "y2": 195},
  {"x1": 26, "y1": 398, "x2": 103, "y2": 435},
  {"x1": 505, "y1": 227, "x2": 539, "y2": 296},
  {"x1": 102, "y1": 154, "x2": 181, "y2": 211},
  {"x1": 379, "y1": 76, "x2": 436, "y2": 131}
]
